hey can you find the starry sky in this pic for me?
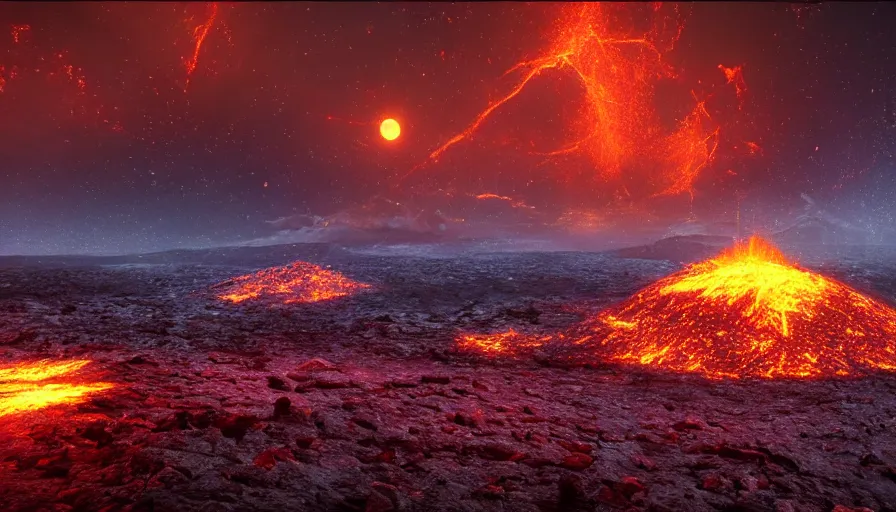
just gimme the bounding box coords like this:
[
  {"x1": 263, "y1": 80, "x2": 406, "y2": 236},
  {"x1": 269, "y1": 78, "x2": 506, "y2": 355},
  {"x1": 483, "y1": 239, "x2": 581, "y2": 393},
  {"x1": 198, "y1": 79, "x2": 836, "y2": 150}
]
[{"x1": 0, "y1": 2, "x2": 894, "y2": 254}]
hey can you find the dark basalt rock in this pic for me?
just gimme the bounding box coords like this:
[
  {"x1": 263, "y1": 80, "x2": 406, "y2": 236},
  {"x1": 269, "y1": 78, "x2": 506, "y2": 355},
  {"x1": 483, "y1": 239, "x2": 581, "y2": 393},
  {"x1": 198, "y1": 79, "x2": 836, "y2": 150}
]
[{"x1": 1, "y1": 242, "x2": 895, "y2": 511}]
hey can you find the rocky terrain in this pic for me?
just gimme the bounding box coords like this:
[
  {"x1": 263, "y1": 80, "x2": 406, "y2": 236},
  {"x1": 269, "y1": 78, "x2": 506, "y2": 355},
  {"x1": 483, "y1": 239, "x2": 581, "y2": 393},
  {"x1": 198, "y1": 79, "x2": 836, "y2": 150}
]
[{"x1": 1, "y1": 239, "x2": 896, "y2": 511}]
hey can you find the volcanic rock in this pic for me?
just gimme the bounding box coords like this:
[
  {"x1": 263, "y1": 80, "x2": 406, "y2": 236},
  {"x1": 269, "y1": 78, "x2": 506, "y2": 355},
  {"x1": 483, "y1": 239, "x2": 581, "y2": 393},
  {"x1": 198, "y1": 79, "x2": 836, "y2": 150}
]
[
  {"x1": 266, "y1": 375, "x2": 290, "y2": 391},
  {"x1": 3, "y1": 243, "x2": 896, "y2": 511},
  {"x1": 297, "y1": 358, "x2": 338, "y2": 372},
  {"x1": 560, "y1": 453, "x2": 594, "y2": 471},
  {"x1": 272, "y1": 396, "x2": 292, "y2": 418}
]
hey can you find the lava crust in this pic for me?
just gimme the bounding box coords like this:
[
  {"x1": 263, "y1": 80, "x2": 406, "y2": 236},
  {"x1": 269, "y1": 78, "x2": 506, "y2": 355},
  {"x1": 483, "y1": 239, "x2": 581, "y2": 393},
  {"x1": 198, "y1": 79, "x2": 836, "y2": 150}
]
[{"x1": 0, "y1": 241, "x2": 895, "y2": 511}]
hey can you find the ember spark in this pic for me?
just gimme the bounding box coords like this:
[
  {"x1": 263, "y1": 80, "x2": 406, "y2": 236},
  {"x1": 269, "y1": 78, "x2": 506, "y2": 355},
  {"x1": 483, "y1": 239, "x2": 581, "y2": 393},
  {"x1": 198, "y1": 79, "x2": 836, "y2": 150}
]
[
  {"x1": 588, "y1": 237, "x2": 896, "y2": 379},
  {"x1": 0, "y1": 360, "x2": 113, "y2": 417},
  {"x1": 216, "y1": 262, "x2": 371, "y2": 304},
  {"x1": 719, "y1": 64, "x2": 747, "y2": 110}
]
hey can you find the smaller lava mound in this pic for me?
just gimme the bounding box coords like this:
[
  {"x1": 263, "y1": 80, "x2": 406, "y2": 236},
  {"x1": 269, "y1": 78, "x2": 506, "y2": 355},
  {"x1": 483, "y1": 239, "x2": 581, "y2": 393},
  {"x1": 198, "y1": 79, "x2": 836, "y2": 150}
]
[
  {"x1": 575, "y1": 236, "x2": 896, "y2": 379},
  {"x1": 215, "y1": 261, "x2": 371, "y2": 304}
]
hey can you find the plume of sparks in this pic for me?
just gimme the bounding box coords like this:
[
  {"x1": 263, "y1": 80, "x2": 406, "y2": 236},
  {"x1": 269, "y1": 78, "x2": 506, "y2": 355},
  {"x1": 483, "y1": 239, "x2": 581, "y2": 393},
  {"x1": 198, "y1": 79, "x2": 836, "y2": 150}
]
[
  {"x1": 0, "y1": 25, "x2": 115, "y2": 129},
  {"x1": 183, "y1": 2, "x2": 220, "y2": 90},
  {"x1": 0, "y1": 359, "x2": 113, "y2": 417},
  {"x1": 2, "y1": 26, "x2": 88, "y2": 96},
  {"x1": 718, "y1": 64, "x2": 747, "y2": 110},
  {"x1": 215, "y1": 261, "x2": 371, "y2": 305},
  {"x1": 410, "y1": 3, "x2": 727, "y2": 198}
]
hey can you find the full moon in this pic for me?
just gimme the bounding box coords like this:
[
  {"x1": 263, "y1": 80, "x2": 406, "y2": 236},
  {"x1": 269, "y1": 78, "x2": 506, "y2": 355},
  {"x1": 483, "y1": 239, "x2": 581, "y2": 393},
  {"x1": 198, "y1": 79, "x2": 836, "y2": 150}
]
[{"x1": 379, "y1": 118, "x2": 401, "y2": 141}]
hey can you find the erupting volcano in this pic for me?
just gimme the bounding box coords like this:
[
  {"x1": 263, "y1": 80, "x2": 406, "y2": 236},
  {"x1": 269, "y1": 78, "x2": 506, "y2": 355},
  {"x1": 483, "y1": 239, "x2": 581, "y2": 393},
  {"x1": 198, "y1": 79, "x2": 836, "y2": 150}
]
[
  {"x1": 579, "y1": 237, "x2": 896, "y2": 379},
  {"x1": 215, "y1": 262, "x2": 371, "y2": 304}
]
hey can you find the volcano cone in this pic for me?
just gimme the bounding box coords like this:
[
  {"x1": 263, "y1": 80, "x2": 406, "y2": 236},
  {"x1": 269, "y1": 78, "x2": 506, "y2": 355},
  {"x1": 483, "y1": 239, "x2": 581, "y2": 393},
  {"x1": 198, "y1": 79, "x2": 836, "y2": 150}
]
[{"x1": 579, "y1": 237, "x2": 896, "y2": 379}]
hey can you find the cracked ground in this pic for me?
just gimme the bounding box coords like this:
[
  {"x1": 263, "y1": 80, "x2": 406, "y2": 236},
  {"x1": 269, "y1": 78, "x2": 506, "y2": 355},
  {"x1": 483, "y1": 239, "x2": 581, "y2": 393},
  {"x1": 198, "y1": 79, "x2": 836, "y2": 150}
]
[{"x1": 1, "y1": 239, "x2": 896, "y2": 512}]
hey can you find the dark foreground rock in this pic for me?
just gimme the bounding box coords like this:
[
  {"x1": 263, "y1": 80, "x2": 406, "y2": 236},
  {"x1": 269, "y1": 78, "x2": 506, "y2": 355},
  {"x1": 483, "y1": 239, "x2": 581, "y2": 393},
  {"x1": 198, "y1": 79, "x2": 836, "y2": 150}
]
[{"x1": 0, "y1": 242, "x2": 895, "y2": 511}]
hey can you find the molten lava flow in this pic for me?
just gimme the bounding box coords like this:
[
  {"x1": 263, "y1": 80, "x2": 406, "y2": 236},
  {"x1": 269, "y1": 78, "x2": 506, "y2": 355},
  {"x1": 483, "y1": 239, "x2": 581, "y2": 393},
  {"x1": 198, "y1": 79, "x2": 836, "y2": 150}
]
[
  {"x1": 586, "y1": 237, "x2": 896, "y2": 378},
  {"x1": 216, "y1": 262, "x2": 371, "y2": 304},
  {"x1": 184, "y1": 2, "x2": 219, "y2": 89},
  {"x1": 456, "y1": 329, "x2": 550, "y2": 356},
  {"x1": 411, "y1": 3, "x2": 728, "y2": 198},
  {"x1": 0, "y1": 359, "x2": 113, "y2": 417}
]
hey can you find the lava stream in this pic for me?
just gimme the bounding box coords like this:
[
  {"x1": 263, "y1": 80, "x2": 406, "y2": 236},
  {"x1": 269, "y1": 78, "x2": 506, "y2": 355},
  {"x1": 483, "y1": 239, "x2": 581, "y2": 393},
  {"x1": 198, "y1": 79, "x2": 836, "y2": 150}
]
[{"x1": 0, "y1": 359, "x2": 113, "y2": 417}]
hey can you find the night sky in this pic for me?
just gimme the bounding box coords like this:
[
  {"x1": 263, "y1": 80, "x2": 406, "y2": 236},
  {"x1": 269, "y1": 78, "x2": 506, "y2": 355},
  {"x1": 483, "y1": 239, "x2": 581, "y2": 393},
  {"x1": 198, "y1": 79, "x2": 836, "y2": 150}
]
[{"x1": 1, "y1": 2, "x2": 894, "y2": 254}]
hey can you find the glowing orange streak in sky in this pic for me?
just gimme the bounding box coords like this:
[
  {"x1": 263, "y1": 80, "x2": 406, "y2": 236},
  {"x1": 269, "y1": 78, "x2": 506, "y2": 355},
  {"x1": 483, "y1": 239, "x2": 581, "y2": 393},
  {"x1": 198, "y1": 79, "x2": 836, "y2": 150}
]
[
  {"x1": 405, "y1": 2, "x2": 717, "y2": 198},
  {"x1": 475, "y1": 193, "x2": 515, "y2": 201},
  {"x1": 427, "y1": 61, "x2": 563, "y2": 164},
  {"x1": 657, "y1": 94, "x2": 720, "y2": 198},
  {"x1": 326, "y1": 115, "x2": 374, "y2": 127},
  {"x1": 474, "y1": 193, "x2": 533, "y2": 209},
  {"x1": 184, "y1": 2, "x2": 219, "y2": 89},
  {"x1": 426, "y1": 31, "x2": 662, "y2": 166}
]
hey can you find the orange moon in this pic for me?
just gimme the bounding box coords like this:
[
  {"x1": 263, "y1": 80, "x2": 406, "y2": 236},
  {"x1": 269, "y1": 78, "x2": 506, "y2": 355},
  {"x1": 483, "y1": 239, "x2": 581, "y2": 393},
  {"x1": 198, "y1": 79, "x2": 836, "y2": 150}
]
[{"x1": 379, "y1": 118, "x2": 401, "y2": 141}]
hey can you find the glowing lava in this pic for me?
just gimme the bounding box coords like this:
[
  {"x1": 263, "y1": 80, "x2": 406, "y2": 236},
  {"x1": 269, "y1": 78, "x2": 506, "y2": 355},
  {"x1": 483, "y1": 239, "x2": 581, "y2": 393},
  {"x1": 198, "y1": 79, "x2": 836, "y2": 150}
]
[
  {"x1": 585, "y1": 237, "x2": 896, "y2": 379},
  {"x1": 0, "y1": 359, "x2": 113, "y2": 417},
  {"x1": 380, "y1": 118, "x2": 401, "y2": 141},
  {"x1": 456, "y1": 237, "x2": 896, "y2": 379},
  {"x1": 412, "y1": 3, "x2": 724, "y2": 199},
  {"x1": 216, "y1": 262, "x2": 371, "y2": 304},
  {"x1": 457, "y1": 329, "x2": 550, "y2": 356}
]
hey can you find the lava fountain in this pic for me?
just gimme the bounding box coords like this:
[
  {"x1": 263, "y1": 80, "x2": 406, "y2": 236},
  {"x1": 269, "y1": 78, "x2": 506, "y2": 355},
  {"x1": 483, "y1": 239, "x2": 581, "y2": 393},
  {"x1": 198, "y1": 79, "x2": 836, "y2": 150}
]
[
  {"x1": 0, "y1": 359, "x2": 113, "y2": 417},
  {"x1": 216, "y1": 262, "x2": 371, "y2": 304},
  {"x1": 580, "y1": 236, "x2": 896, "y2": 378}
]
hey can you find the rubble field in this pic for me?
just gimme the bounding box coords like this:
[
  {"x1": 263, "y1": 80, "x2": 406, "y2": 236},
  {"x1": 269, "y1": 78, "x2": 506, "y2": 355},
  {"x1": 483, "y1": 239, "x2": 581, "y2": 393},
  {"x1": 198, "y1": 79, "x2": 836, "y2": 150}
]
[{"x1": 1, "y1": 239, "x2": 895, "y2": 512}]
